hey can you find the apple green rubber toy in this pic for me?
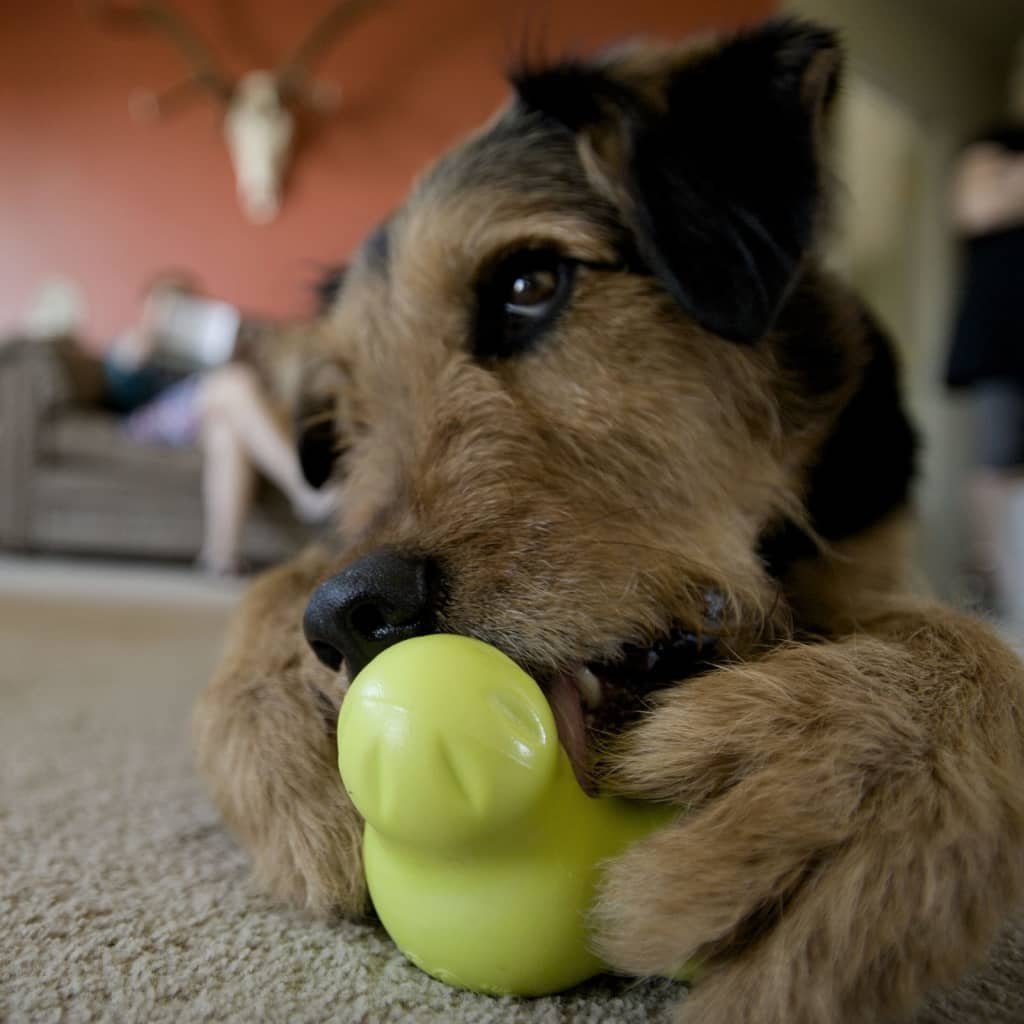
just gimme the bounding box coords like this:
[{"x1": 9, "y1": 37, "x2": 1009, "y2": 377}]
[{"x1": 336, "y1": 633, "x2": 682, "y2": 996}]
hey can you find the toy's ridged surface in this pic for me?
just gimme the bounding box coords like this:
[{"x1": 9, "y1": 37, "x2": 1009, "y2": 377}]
[{"x1": 337, "y1": 635, "x2": 676, "y2": 996}]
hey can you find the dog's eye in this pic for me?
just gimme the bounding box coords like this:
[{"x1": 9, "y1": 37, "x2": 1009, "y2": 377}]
[
  {"x1": 508, "y1": 266, "x2": 559, "y2": 307},
  {"x1": 475, "y1": 249, "x2": 576, "y2": 359}
]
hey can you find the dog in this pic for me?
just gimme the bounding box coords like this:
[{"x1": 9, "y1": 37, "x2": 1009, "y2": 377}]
[{"x1": 195, "y1": 17, "x2": 1024, "y2": 1023}]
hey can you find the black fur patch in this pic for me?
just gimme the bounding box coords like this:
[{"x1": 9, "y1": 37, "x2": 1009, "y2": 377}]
[
  {"x1": 512, "y1": 18, "x2": 841, "y2": 344},
  {"x1": 803, "y1": 311, "x2": 917, "y2": 540},
  {"x1": 758, "y1": 518, "x2": 818, "y2": 577},
  {"x1": 760, "y1": 309, "x2": 917, "y2": 574},
  {"x1": 512, "y1": 63, "x2": 636, "y2": 133},
  {"x1": 296, "y1": 397, "x2": 339, "y2": 490},
  {"x1": 774, "y1": 279, "x2": 851, "y2": 398}
]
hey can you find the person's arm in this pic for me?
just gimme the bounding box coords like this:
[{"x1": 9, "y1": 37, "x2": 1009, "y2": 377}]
[{"x1": 952, "y1": 142, "x2": 1024, "y2": 235}]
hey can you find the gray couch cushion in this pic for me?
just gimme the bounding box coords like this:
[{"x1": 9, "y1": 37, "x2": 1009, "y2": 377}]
[{"x1": 39, "y1": 410, "x2": 203, "y2": 476}]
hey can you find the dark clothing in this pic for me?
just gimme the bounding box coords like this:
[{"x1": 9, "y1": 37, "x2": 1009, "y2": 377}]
[
  {"x1": 946, "y1": 125, "x2": 1024, "y2": 389},
  {"x1": 101, "y1": 358, "x2": 181, "y2": 414},
  {"x1": 971, "y1": 380, "x2": 1024, "y2": 468}
]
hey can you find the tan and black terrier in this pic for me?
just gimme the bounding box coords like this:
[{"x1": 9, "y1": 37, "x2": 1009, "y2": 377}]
[{"x1": 195, "y1": 18, "x2": 1024, "y2": 1023}]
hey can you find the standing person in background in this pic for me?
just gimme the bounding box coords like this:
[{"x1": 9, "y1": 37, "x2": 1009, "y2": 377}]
[
  {"x1": 947, "y1": 39, "x2": 1024, "y2": 621},
  {"x1": 103, "y1": 272, "x2": 336, "y2": 575}
]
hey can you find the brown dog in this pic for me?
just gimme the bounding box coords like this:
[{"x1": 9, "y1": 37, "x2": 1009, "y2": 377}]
[{"x1": 195, "y1": 18, "x2": 1024, "y2": 1023}]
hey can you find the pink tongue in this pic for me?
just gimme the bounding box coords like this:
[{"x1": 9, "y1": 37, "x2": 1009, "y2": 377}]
[{"x1": 548, "y1": 673, "x2": 590, "y2": 789}]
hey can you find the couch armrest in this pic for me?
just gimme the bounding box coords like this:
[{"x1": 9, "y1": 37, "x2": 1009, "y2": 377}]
[{"x1": 0, "y1": 338, "x2": 47, "y2": 547}]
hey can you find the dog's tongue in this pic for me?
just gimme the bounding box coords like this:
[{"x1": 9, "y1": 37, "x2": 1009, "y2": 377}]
[{"x1": 548, "y1": 672, "x2": 590, "y2": 790}]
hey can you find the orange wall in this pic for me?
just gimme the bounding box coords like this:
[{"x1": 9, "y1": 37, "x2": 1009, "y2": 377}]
[{"x1": 0, "y1": 0, "x2": 774, "y2": 342}]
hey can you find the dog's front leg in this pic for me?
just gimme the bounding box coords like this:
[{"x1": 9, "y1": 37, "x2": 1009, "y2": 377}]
[
  {"x1": 194, "y1": 547, "x2": 369, "y2": 918},
  {"x1": 593, "y1": 604, "x2": 1024, "y2": 1024}
]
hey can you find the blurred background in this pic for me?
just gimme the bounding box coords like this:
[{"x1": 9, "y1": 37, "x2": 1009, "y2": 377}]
[{"x1": 1, "y1": 0, "x2": 1023, "y2": 623}]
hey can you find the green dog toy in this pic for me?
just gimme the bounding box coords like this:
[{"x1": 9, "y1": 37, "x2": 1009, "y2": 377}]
[{"x1": 336, "y1": 634, "x2": 684, "y2": 996}]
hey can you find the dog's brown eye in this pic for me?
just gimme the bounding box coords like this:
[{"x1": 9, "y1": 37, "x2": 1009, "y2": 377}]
[
  {"x1": 475, "y1": 249, "x2": 576, "y2": 359},
  {"x1": 508, "y1": 268, "x2": 559, "y2": 309}
]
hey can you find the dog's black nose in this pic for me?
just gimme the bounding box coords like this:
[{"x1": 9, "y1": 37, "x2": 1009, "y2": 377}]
[{"x1": 303, "y1": 549, "x2": 439, "y2": 677}]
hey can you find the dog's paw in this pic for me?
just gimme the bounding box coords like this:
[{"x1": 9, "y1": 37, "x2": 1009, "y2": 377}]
[
  {"x1": 597, "y1": 636, "x2": 937, "y2": 819},
  {"x1": 194, "y1": 551, "x2": 370, "y2": 919},
  {"x1": 196, "y1": 672, "x2": 370, "y2": 919},
  {"x1": 592, "y1": 792, "x2": 879, "y2": 1024},
  {"x1": 592, "y1": 775, "x2": 813, "y2": 978},
  {"x1": 248, "y1": 763, "x2": 369, "y2": 917},
  {"x1": 590, "y1": 644, "x2": 921, "y2": 1018},
  {"x1": 670, "y1": 958, "x2": 819, "y2": 1024},
  {"x1": 593, "y1": 630, "x2": 1024, "y2": 1024},
  {"x1": 594, "y1": 824, "x2": 822, "y2": 1024},
  {"x1": 591, "y1": 823, "x2": 705, "y2": 977}
]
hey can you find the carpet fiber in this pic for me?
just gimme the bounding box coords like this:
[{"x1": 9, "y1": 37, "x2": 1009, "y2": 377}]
[{"x1": 0, "y1": 571, "x2": 682, "y2": 1023}]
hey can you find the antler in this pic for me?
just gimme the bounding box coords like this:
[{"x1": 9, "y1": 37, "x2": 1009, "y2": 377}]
[
  {"x1": 87, "y1": 1, "x2": 234, "y2": 104},
  {"x1": 275, "y1": 0, "x2": 389, "y2": 100}
]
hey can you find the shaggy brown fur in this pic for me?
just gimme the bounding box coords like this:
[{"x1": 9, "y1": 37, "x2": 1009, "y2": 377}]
[{"x1": 195, "y1": 18, "x2": 1024, "y2": 1023}]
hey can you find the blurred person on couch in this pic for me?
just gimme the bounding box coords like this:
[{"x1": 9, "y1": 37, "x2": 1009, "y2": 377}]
[
  {"x1": 102, "y1": 271, "x2": 336, "y2": 574},
  {"x1": 947, "y1": 39, "x2": 1024, "y2": 619}
]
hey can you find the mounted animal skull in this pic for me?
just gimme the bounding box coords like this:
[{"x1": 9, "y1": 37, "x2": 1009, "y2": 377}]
[
  {"x1": 94, "y1": 1, "x2": 386, "y2": 223},
  {"x1": 224, "y1": 71, "x2": 295, "y2": 223}
]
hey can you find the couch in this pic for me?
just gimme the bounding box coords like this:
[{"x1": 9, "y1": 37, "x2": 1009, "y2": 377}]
[{"x1": 0, "y1": 335, "x2": 315, "y2": 566}]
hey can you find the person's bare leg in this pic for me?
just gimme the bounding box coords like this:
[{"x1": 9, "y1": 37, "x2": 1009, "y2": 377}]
[
  {"x1": 200, "y1": 364, "x2": 335, "y2": 521},
  {"x1": 198, "y1": 416, "x2": 254, "y2": 575}
]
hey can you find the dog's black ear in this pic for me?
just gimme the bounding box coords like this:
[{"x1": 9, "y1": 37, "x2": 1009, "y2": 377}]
[
  {"x1": 513, "y1": 18, "x2": 842, "y2": 343},
  {"x1": 295, "y1": 361, "x2": 347, "y2": 490}
]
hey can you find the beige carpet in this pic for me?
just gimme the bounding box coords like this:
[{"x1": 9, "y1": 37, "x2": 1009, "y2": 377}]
[{"x1": 0, "y1": 562, "x2": 682, "y2": 1023}]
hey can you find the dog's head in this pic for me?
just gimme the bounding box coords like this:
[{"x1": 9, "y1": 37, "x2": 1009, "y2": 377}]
[{"x1": 297, "y1": 19, "x2": 913, "y2": 778}]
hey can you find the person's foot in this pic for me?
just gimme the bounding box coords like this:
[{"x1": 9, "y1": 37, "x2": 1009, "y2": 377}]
[
  {"x1": 196, "y1": 549, "x2": 241, "y2": 577},
  {"x1": 293, "y1": 486, "x2": 339, "y2": 524}
]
